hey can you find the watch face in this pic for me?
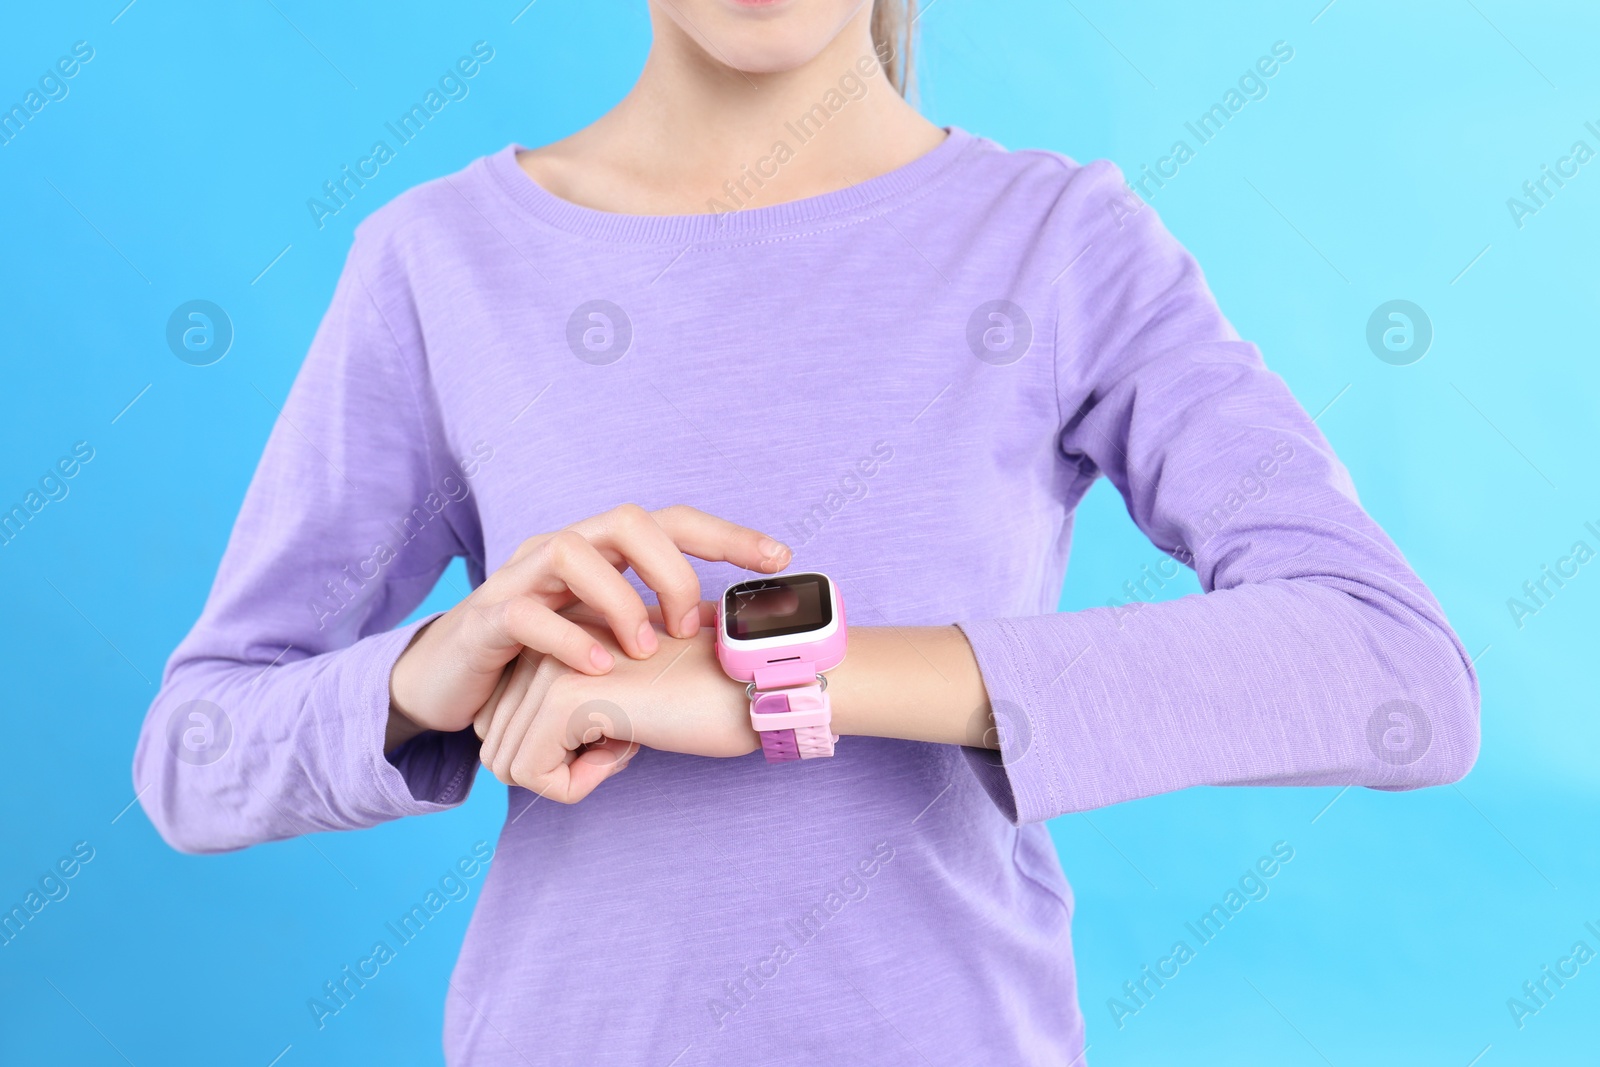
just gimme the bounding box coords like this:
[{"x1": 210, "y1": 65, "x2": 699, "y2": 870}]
[{"x1": 723, "y1": 573, "x2": 833, "y2": 642}]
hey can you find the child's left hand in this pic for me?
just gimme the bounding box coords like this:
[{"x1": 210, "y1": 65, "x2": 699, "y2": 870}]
[{"x1": 471, "y1": 606, "x2": 758, "y2": 803}]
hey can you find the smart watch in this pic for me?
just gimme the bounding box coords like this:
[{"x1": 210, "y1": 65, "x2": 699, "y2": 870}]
[{"x1": 715, "y1": 571, "x2": 847, "y2": 763}]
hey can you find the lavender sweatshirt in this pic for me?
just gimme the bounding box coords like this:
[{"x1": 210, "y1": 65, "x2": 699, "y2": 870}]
[{"x1": 134, "y1": 127, "x2": 1479, "y2": 1065}]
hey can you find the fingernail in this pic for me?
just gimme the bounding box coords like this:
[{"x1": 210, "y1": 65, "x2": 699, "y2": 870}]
[
  {"x1": 589, "y1": 645, "x2": 615, "y2": 671},
  {"x1": 758, "y1": 538, "x2": 788, "y2": 568},
  {"x1": 636, "y1": 620, "x2": 658, "y2": 655},
  {"x1": 678, "y1": 609, "x2": 701, "y2": 638}
]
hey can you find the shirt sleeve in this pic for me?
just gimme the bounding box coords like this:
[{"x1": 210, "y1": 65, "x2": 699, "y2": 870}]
[
  {"x1": 958, "y1": 159, "x2": 1480, "y2": 825},
  {"x1": 132, "y1": 230, "x2": 484, "y2": 853}
]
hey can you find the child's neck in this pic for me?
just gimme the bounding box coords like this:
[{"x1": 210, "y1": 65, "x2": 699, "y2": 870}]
[{"x1": 517, "y1": 9, "x2": 944, "y2": 216}]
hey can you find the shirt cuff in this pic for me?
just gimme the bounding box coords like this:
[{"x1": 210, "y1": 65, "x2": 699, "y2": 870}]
[
  {"x1": 955, "y1": 617, "x2": 1079, "y2": 825},
  {"x1": 318, "y1": 615, "x2": 480, "y2": 823}
]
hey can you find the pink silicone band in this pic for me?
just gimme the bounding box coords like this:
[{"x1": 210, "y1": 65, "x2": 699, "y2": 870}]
[
  {"x1": 758, "y1": 721, "x2": 836, "y2": 762},
  {"x1": 751, "y1": 688, "x2": 830, "y2": 731},
  {"x1": 751, "y1": 683, "x2": 836, "y2": 763}
]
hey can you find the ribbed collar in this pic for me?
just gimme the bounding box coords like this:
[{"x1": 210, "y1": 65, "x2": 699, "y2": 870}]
[{"x1": 483, "y1": 126, "x2": 976, "y2": 245}]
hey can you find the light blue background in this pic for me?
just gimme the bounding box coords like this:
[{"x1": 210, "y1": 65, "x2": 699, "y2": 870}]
[{"x1": 2, "y1": 2, "x2": 1595, "y2": 1064}]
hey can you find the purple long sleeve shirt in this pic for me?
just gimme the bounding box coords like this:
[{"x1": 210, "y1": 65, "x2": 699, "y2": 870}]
[{"x1": 134, "y1": 127, "x2": 1479, "y2": 1065}]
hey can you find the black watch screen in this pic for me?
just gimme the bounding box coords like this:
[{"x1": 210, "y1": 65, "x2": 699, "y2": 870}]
[{"x1": 723, "y1": 572, "x2": 832, "y2": 641}]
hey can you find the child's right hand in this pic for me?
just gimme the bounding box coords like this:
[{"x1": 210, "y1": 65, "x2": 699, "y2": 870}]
[{"x1": 385, "y1": 504, "x2": 790, "y2": 752}]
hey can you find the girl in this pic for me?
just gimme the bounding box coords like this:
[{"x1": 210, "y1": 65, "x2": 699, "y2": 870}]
[{"x1": 136, "y1": 2, "x2": 1479, "y2": 1063}]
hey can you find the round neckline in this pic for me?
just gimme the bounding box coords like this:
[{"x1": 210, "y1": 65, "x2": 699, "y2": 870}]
[{"x1": 484, "y1": 126, "x2": 976, "y2": 245}]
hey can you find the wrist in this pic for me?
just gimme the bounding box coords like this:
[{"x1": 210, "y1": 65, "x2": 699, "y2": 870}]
[
  {"x1": 610, "y1": 627, "x2": 758, "y2": 758},
  {"x1": 384, "y1": 699, "x2": 430, "y2": 755},
  {"x1": 689, "y1": 629, "x2": 760, "y2": 751},
  {"x1": 386, "y1": 618, "x2": 444, "y2": 755}
]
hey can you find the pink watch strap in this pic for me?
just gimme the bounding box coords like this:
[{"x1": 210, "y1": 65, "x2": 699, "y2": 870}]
[
  {"x1": 752, "y1": 660, "x2": 819, "y2": 690},
  {"x1": 749, "y1": 669, "x2": 837, "y2": 763}
]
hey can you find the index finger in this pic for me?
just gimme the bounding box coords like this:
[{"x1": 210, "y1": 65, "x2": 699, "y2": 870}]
[
  {"x1": 650, "y1": 505, "x2": 792, "y2": 574},
  {"x1": 567, "y1": 505, "x2": 791, "y2": 640}
]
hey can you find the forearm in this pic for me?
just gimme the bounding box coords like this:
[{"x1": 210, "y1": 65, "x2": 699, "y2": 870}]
[
  {"x1": 683, "y1": 623, "x2": 995, "y2": 748},
  {"x1": 829, "y1": 625, "x2": 995, "y2": 748},
  {"x1": 449, "y1": 621, "x2": 998, "y2": 770}
]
